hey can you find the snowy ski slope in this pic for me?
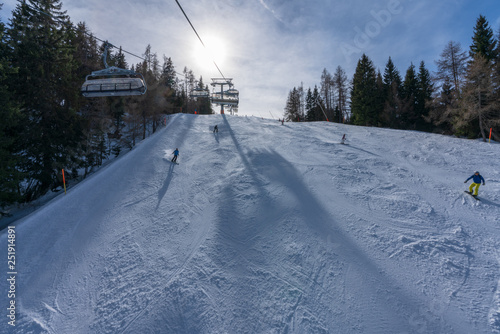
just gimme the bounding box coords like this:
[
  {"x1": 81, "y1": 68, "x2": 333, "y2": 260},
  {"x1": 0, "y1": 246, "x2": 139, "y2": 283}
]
[{"x1": 1, "y1": 114, "x2": 500, "y2": 333}]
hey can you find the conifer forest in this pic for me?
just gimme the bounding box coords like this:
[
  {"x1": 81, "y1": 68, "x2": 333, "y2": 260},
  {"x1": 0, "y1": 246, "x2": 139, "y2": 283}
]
[
  {"x1": 1, "y1": 0, "x2": 499, "y2": 212},
  {"x1": 0, "y1": 0, "x2": 212, "y2": 212},
  {"x1": 284, "y1": 15, "x2": 500, "y2": 143}
]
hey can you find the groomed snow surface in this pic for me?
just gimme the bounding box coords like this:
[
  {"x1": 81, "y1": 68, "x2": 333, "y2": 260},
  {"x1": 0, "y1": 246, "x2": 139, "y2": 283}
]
[{"x1": 1, "y1": 114, "x2": 500, "y2": 334}]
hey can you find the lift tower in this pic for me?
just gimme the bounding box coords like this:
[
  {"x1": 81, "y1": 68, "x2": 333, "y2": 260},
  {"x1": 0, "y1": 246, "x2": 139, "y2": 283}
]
[{"x1": 210, "y1": 78, "x2": 239, "y2": 115}]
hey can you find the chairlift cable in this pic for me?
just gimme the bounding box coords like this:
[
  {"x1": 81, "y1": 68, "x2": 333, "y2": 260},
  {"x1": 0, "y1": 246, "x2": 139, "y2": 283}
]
[
  {"x1": 25, "y1": 3, "x2": 147, "y2": 63},
  {"x1": 174, "y1": 0, "x2": 229, "y2": 84},
  {"x1": 25, "y1": 2, "x2": 224, "y2": 94}
]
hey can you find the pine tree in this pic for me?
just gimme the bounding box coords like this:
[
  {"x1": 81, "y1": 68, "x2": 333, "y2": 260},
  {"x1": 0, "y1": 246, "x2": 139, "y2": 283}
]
[
  {"x1": 114, "y1": 47, "x2": 128, "y2": 69},
  {"x1": 427, "y1": 77, "x2": 456, "y2": 134},
  {"x1": 305, "y1": 88, "x2": 314, "y2": 122},
  {"x1": 107, "y1": 43, "x2": 126, "y2": 139},
  {"x1": 460, "y1": 15, "x2": 499, "y2": 140},
  {"x1": 0, "y1": 7, "x2": 23, "y2": 211},
  {"x1": 161, "y1": 56, "x2": 177, "y2": 89},
  {"x1": 73, "y1": 22, "x2": 109, "y2": 176},
  {"x1": 400, "y1": 63, "x2": 419, "y2": 129},
  {"x1": 459, "y1": 55, "x2": 499, "y2": 140},
  {"x1": 195, "y1": 76, "x2": 212, "y2": 115},
  {"x1": 375, "y1": 70, "x2": 385, "y2": 126},
  {"x1": 8, "y1": 0, "x2": 84, "y2": 200},
  {"x1": 305, "y1": 86, "x2": 324, "y2": 122},
  {"x1": 470, "y1": 15, "x2": 497, "y2": 61},
  {"x1": 161, "y1": 56, "x2": 180, "y2": 113},
  {"x1": 284, "y1": 87, "x2": 302, "y2": 122},
  {"x1": 415, "y1": 61, "x2": 434, "y2": 131},
  {"x1": 381, "y1": 57, "x2": 402, "y2": 128},
  {"x1": 493, "y1": 31, "x2": 500, "y2": 141},
  {"x1": 350, "y1": 54, "x2": 379, "y2": 126}
]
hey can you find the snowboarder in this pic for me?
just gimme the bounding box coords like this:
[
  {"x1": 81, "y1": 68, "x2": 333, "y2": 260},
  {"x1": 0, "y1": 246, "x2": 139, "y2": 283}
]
[
  {"x1": 171, "y1": 148, "x2": 179, "y2": 163},
  {"x1": 213, "y1": 125, "x2": 218, "y2": 133},
  {"x1": 341, "y1": 134, "x2": 346, "y2": 144},
  {"x1": 464, "y1": 171, "x2": 485, "y2": 196}
]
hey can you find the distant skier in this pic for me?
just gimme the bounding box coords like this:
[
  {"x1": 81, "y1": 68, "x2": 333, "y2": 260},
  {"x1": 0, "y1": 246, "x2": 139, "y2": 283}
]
[
  {"x1": 171, "y1": 148, "x2": 179, "y2": 163},
  {"x1": 464, "y1": 171, "x2": 485, "y2": 196},
  {"x1": 341, "y1": 134, "x2": 346, "y2": 144},
  {"x1": 213, "y1": 125, "x2": 218, "y2": 133}
]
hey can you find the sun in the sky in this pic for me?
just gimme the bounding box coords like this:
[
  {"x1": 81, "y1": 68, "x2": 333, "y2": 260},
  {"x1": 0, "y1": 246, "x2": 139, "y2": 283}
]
[{"x1": 193, "y1": 35, "x2": 227, "y2": 69}]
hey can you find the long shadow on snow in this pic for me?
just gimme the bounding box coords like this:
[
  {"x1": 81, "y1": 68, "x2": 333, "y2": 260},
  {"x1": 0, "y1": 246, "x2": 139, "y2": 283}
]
[
  {"x1": 215, "y1": 115, "x2": 283, "y2": 247},
  {"x1": 156, "y1": 161, "x2": 176, "y2": 210},
  {"x1": 212, "y1": 115, "x2": 469, "y2": 333},
  {"x1": 118, "y1": 115, "x2": 202, "y2": 333},
  {"x1": 155, "y1": 114, "x2": 194, "y2": 210},
  {"x1": 340, "y1": 142, "x2": 380, "y2": 157},
  {"x1": 478, "y1": 197, "x2": 500, "y2": 208}
]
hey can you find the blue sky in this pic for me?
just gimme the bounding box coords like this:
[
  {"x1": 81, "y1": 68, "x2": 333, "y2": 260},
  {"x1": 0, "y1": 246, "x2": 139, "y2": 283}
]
[{"x1": 2, "y1": 0, "x2": 500, "y2": 117}]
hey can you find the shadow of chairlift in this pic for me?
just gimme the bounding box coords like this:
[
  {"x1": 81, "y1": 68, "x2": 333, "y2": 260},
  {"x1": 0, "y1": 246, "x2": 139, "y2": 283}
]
[{"x1": 81, "y1": 43, "x2": 147, "y2": 98}]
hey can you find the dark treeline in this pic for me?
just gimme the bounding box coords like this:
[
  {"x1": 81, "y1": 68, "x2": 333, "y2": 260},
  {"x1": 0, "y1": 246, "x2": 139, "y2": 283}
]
[
  {"x1": 0, "y1": 0, "x2": 212, "y2": 213},
  {"x1": 284, "y1": 15, "x2": 500, "y2": 144}
]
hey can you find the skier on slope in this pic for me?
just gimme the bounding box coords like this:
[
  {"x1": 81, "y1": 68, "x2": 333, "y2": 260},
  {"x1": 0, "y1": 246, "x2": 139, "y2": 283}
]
[
  {"x1": 213, "y1": 125, "x2": 218, "y2": 133},
  {"x1": 341, "y1": 134, "x2": 346, "y2": 144},
  {"x1": 464, "y1": 171, "x2": 485, "y2": 196},
  {"x1": 171, "y1": 148, "x2": 179, "y2": 163}
]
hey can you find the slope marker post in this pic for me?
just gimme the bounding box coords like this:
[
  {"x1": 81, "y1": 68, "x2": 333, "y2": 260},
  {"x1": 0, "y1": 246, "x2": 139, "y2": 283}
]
[{"x1": 62, "y1": 169, "x2": 67, "y2": 194}]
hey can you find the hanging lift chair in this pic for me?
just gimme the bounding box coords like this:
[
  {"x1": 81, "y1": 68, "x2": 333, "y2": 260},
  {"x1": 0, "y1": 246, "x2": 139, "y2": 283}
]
[
  {"x1": 81, "y1": 43, "x2": 147, "y2": 98},
  {"x1": 211, "y1": 89, "x2": 239, "y2": 106}
]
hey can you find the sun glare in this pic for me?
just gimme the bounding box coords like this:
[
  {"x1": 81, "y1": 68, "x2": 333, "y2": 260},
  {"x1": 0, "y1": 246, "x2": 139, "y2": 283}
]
[{"x1": 194, "y1": 35, "x2": 227, "y2": 69}]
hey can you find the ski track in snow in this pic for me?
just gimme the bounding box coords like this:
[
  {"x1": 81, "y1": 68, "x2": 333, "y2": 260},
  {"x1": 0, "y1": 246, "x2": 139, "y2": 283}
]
[{"x1": 1, "y1": 114, "x2": 500, "y2": 334}]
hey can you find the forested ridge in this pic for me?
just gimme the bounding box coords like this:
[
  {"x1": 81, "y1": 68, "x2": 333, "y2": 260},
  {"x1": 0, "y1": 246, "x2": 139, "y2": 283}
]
[
  {"x1": 0, "y1": 0, "x2": 212, "y2": 213},
  {"x1": 284, "y1": 15, "x2": 500, "y2": 144}
]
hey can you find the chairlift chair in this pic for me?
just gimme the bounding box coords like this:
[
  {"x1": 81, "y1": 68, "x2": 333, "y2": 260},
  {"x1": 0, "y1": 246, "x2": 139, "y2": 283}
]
[
  {"x1": 211, "y1": 91, "x2": 239, "y2": 106},
  {"x1": 190, "y1": 88, "x2": 210, "y2": 98},
  {"x1": 226, "y1": 88, "x2": 238, "y2": 95},
  {"x1": 81, "y1": 43, "x2": 147, "y2": 98}
]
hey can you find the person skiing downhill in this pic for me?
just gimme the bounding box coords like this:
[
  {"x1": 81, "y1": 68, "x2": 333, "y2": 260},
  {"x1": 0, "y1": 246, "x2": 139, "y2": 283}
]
[
  {"x1": 464, "y1": 171, "x2": 485, "y2": 196},
  {"x1": 341, "y1": 134, "x2": 346, "y2": 144},
  {"x1": 171, "y1": 148, "x2": 179, "y2": 163}
]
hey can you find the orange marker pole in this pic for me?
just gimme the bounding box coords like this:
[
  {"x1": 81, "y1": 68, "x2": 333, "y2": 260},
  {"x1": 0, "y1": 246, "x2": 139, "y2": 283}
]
[
  {"x1": 489, "y1": 128, "x2": 492, "y2": 143},
  {"x1": 62, "y1": 169, "x2": 67, "y2": 194}
]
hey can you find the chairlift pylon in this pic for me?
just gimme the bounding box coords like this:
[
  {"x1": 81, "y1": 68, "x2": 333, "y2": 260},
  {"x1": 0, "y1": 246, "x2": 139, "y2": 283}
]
[
  {"x1": 210, "y1": 78, "x2": 239, "y2": 114},
  {"x1": 81, "y1": 43, "x2": 147, "y2": 98}
]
